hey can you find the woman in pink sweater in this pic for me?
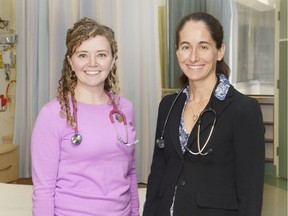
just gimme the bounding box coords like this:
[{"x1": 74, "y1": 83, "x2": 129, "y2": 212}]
[{"x1": 31, "y1": 17, "x2": 139, "y2": 216}]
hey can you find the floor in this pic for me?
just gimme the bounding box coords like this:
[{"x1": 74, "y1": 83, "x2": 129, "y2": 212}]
[
  {"x1": 262, "y1": 163, "x2": 287, "y2": 216},
  {"x1": 262, "y1": 183, "x2": 287, "y2": 216},
  {"x1": 17, "y1": 163, "x2": 287, "y2": 216}
]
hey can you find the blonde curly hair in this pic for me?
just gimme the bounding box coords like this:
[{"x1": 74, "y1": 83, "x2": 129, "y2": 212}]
[{"x1": 57, "y1": 17, "x2": 119, "y2": 127}]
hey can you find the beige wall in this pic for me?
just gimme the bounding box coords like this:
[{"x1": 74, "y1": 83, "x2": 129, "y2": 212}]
[{"x1": 0, "y1": 0, "x2": 15, "y2": 29}]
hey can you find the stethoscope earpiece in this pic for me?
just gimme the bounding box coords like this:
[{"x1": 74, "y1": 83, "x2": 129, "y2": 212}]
[{"x1": 71, "y1": 133, "x2": 82, "y2": 145}]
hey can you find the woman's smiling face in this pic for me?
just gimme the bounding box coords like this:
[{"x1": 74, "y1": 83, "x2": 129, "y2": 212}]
[
  {"x1": 176, "y1": 20, "x2": 225, "y2": 83},
  {"x1": 68, "y1": 35, "x2": 115, "y2": 91}
]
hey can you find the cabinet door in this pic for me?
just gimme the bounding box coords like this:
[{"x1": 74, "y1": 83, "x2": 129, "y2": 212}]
[{"x1": 0, "y1": 145, "x2": 19, "y2": 183}]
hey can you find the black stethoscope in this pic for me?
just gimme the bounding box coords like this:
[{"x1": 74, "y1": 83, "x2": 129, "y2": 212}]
[
  {"x1": 71, "y1": 91, "x2": 128, "y2": 145},
  {"x1": 156, "y1": 84, "x2": 217, "y2": 156}
]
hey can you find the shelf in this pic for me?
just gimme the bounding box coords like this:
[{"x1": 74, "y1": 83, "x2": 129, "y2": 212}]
[
  {"x1": 263, "y1": 121, "x2": 274, "y2": 125},
  {"x1": 265, "y1": 138, "x2": 274, "y2": 143},
  {"x1": 256, "y1": 96, "x2": 274, "y2": 163}
]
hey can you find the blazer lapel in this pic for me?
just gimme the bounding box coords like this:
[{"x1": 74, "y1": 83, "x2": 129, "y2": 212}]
[
  {"x1": 186, "y1": 86, "x2": 235, "y2": 150},
  {"x1": 167, "y1": 93, "x2": 187, "y2": 159}
]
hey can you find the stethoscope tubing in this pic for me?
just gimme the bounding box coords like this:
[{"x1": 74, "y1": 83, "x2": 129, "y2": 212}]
[
  {"x1": 157, "y1": 83, "x2": 217, "y2": 156},
  {"x1": 71, "y1": 91, "x2": 129, "y2": 145},
  {"x1": 185, "y1": 108, "x2": 216, "y2": 155},
  {"x1": 159, "y1": 84, "x2": 188, "y2": 141},
  {"x1": 71, "y1": 96, "x2": 82, "y2": 145},
  {"x1": 106, "y1": 92, "x2": 129, "y2": 144},
  {"x1": 155, "y1": 85, "x2": 188, "y2": 149}
]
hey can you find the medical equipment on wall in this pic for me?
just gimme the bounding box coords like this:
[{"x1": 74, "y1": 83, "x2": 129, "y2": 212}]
[
  {"x1": 0, "y1": 18, "x2": 17, "y2": 112},
  {"x1": 0, "y1": 18, "x2": 17, "y2": 80},
  {"x1": 0, "y1": 18, "x2": 17, "y2": 47},
  {"x1": 0, "y1": 79, "x2": 16, "y2": 112},
  {"x1": 71, "y1": 91, "x2": 129, "y2": 145},
  {"x1": 156, "y1": 84, "x2": 217, "y2": 156},
  {"x1": 0, "y1": 94, "x2": 7, "y2": 112},
  {"x1": 1, "y1": 49, "x2": 14, "y2": 65},
  {"x1": 0, "y1": 32, "x2": 17, "y2": 50}
]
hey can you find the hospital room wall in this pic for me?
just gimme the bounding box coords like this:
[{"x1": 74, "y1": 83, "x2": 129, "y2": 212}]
[
  {"x1": 0, "y1": 0, "x2": 287, "y2": 179},
  {"x1": 0, "y1": 0, "x2": 16, "y2": 144},
  {"x1": 278, "y1": 0, "x2": 287, "y2": 179}
]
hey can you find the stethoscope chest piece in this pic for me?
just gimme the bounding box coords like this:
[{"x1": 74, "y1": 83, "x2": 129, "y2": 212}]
[
  {"x1": 71, "y1": 133, "x2": 82, "y2": 145},
  {"x1": 155, "y1": 83, "x2": 218, "y2": 156},
  {"x1": 70, "y1": 91, "x2": 129, "y2": 145},
  {"x1": 156, "y1": 138, "x2": 165, "y2": 148}
]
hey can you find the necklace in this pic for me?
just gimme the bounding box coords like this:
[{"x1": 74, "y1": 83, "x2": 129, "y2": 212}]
[
  {"x1": 188, "y1": 97, "x2": 209, "y2": 122},
  {"x1": 190, "y1": 106, "x2": 199, "y2": 122}
]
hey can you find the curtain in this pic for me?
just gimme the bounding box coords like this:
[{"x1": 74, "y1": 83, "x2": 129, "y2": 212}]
[
  {"x1": 167, "y1": 0, "x2": 207, "y2": 88},
  {"x1": 15, "y1": 0, "x2": 162, "y2": 183}
]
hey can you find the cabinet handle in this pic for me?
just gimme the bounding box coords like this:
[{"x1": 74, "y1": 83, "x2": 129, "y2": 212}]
[{"x1": 0, "y1": 165, "x2": 12, "y2": 171}]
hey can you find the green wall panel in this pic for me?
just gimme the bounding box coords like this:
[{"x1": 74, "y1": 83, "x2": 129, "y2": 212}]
[{"x1": 279, "y1": 0, "x2": 287, "y2": 179}]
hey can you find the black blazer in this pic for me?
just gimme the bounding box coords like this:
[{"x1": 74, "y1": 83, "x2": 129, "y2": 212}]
[{"x1": 143, "y1": 85, "x2": 265, "y2": 216}]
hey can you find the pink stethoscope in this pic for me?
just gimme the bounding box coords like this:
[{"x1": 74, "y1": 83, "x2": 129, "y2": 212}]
[{"x1": 71, "y1": 91, "x2": 128, "y2": 145}]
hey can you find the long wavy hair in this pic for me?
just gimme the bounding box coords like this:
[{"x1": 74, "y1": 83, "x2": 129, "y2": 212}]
[
  {"x1": 175, "y1": 12, "x2": 231, "y2": 87},
  {"x1": 57, "y1": 17, "x2": 119, "y2": 127}
]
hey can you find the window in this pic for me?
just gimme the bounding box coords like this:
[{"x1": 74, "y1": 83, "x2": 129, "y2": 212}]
[{"x1": 232, "y1": 0, "x2": 276, "y2": 95}]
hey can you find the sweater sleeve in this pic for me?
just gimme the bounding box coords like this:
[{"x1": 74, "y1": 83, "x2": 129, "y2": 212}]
[
  {"x1": 130, "y1": 151, "x2": 140, "y2": 216},
  {"x1": 124, "y1": 99, "x2": 139, "y2": 216},
  {"x1": 31, "y1": 105, "x2": 61, "y2": 216}
]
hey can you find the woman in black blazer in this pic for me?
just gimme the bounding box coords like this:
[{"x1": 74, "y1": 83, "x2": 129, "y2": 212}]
[{"x1": 143, "y1": 12, "x2": 265, "y2": 216}]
